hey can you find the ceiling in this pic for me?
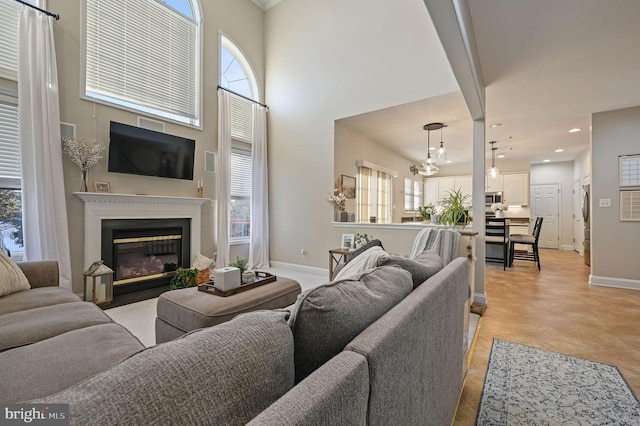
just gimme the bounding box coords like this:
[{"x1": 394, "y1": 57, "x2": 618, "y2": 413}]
[{"x1": 338, "y1": 0, "x2": 640, "y2": 175}]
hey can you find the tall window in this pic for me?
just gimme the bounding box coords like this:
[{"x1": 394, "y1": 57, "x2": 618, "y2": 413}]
[
  {"x1": 84, "y1": 0, "x2": 201, "y2": 126},
  {"x1": 220, "y1": 35, "x2": 260, "y2": 243},
  {"x1": 0, "y1": 94, "x2": 23, "y2": 259},
  {"x1": 0, "y1": 0, "x2": 39, "y2": 80},
  {"x1": 404, "y1": 178, "x2": 423, "y2": 212},
  {"x1": 357, "y1": 164, "x2": 393, "y2": 224}
]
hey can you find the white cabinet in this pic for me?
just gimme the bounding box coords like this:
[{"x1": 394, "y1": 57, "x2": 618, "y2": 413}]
[
  {"x1": 454, "y1": 176, "x2": 472, "y2": 204},
  {"x1": 503, "y1": 173, "x2": 530, "y2": 206},
  {"x1": 438, "y1": 177, "x2": 455, "y2": 200},
  {"x1": 424, "y1": 178, "x2": 439, "y2": 206},
  {"x1": 486, "y1": 173, "x2": 503, "y2": 192}
]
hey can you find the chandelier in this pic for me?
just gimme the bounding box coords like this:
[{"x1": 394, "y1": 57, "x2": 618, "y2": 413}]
[{"x1": 417, "y1": 122, "x2": 446, "y2": 176}]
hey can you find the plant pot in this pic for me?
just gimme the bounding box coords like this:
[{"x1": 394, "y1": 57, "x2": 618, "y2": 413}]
[{"x1": 335, "y1": 210, "x2": 348, "y2": 222}]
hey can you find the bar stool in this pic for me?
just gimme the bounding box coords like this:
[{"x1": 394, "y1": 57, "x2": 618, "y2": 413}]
[{"x1": 509, "y1": 217, "x2": 543, "y2": 270}]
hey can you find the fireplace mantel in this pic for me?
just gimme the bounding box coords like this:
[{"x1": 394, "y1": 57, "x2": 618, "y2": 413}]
[{"x1": 74, "y1": 192, "x2": 210, "y2": 270}]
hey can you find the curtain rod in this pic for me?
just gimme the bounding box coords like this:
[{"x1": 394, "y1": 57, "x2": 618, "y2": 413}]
[
  {"x1": 14, "y1": 0, "x2": 60, "y2": 20},
  {"x1": 217, "y1": 85, "x2": 268, "y2": 109}
]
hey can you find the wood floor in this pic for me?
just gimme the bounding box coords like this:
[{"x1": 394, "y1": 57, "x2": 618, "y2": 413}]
[{"x1": 454, "y1": 249, "x2": 640, "y2": 425}]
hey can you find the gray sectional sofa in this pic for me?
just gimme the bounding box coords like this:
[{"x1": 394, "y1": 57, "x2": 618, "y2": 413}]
[{"x1": 2, "y1": 253, "x2": 469, "y2": 425}]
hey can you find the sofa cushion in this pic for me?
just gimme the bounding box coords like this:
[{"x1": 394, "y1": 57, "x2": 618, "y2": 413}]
[
  {"x1": 377, "y1": 250, "x2": 444, "y2": 289},
  {"x1": 0, "y1": 286, "x2": 81, "y2": 316},
  {"x1": 0, "y1": 301, "x2": 113, "y2": 351},
  {"x1": 0, "y1": 250, "x2": 30, "y2": 297},
  {"x1": 37, "y1": 310, "x2": 295, "y2": 426},
  {"x1": 289, "y1": 265, "x2": 413, "y2": 382},
  {"x1": 0, "y1": 323, "x2": 144, "y2": 402}
]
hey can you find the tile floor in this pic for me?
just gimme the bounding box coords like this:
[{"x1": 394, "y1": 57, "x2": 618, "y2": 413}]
[{"x1": 455, "y1": 249, "x2": 640, "y2": 425}]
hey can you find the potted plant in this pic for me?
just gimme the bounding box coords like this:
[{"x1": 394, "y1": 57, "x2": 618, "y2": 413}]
[
  {"x1": 355, "y1": 233, "x2": 373, "y2": 248},
  {"x1": 440, "y1": 188, "x2": 471, "y2": 227},
  {"x1": 228, "y1": 256, "x2": 249, "y2": 275},
  {"x1": 417, "y1": 204, "x2": 435, "y2": 221},
  {"x1": 168, "y1": 267, "x2": 198, "y2": 290}
]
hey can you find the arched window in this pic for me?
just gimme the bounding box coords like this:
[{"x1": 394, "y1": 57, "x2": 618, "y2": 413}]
[
  {"x1": 84, "y1": 0, "x2": 202, "y2": 126},
  {"x1": 220, "y1": 35, "x2": 259, "y2": 242}
]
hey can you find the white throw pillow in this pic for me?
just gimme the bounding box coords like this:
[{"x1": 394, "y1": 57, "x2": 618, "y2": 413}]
[{"x1": 0, "y1": 250, "x2": 30, "y2": 297}]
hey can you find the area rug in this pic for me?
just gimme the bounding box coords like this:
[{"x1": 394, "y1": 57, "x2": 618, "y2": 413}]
[{"x1": 476, "y1": 339, "x2": 640, "y2": 425}]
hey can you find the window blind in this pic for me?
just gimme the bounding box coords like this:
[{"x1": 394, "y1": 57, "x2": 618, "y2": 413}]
[
  {"x1": 0, "y1": 97, "x2": 21, "y2": 184},
  {"x1": 85, "y1": 0, "x2": 199, "y2": 125},
  {"x1": 230, "y1": 95, "x2": 253, "y2": 143},
  {"x1": 230, "y1": 147, "x2": 251, "y2": 198},
  {"x1": 0, "y1": 0, "x2": 21, "y2": 80}
]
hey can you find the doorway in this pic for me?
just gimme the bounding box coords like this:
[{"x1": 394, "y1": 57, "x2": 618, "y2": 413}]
[
  {"x1": 572, "y1": 180, "x2": 583, "y2": 254},
  {"x1": 530, "y1": 184, "x2": 560, "y2": 249}
]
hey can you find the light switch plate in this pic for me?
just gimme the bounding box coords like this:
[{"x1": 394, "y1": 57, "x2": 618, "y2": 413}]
[{"x1": 599, "y1": 198, "x2": 611, "y2": 207}]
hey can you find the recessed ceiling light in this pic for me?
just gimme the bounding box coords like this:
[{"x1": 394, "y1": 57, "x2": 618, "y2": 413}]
[
  {"x1": 543, "y1": 159, "x2": 551, "y2": 163},
  {"x1": 446, "y1": 160, "x2": 452, "y2": 163},
  {"x1": 569, "y1": 128, "x2": 581, "y2": 133},
  {"x1": 555, "y1": 149, "x2": 564, "y2": 153},
  {"x1": 489, "y1": 123, "x2": 502, "y2": 128}
]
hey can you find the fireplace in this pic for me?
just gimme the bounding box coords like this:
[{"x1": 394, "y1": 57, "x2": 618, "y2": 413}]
[
  {"x1": 75, "y1": 192, "x2": 209, "y2": 307},
  {"x1": 102, "y1": 218, "x2": 191, "y2": 296}
]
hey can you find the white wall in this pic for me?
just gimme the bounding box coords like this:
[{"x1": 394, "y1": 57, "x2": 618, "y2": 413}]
[
  {"x1": 42, "y1": 0, "x2": 265, "y2": 292},
  {"x1": 591, "y1": 106, "x2": 640, "y2": 289},
  {"x1": 265, "y1": 0, "x2": 458, "y2": 269},
  {"x1": 530, "y1": 161, "x2": 576, "y2": 249}
]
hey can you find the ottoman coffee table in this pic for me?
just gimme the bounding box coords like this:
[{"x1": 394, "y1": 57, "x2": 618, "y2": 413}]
[{"x1": 155, "y1": 276, "x2": 301, "y2": 344}]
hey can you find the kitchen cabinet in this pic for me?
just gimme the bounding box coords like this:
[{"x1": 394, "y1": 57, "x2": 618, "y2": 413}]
[
  {"x1": 425, "y1": 175, "x2": 473, "y2": 205},
  {"x1": 503, "y1": 173, "x2": 530, "y2": 206},
  {"x1": 424, "y1": 178, "x2": 439, "y2": 206},
  {"x1": 486, "y1": 174, "x2": 503, "y2": 192}
]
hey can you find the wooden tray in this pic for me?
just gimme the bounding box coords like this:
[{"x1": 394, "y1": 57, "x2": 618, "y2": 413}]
[{"x1": 197, "y1": 271, "x2": 277, "y2": 297}]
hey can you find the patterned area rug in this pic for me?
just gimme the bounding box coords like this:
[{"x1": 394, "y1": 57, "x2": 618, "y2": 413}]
[{"x1": 476, "y1": 339, "x2": 640, "y2": 425}]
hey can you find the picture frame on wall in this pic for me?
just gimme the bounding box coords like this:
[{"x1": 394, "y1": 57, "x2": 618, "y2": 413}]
[
  {"x1": 94, "y1": 181, "x2": 111, "y2": 193},
  {"x1": 341, "y1": 175, "x2": 356, "y2": 198},
  {"x1": 341, "y1": 233, "x2": 355, "y2": 250}
]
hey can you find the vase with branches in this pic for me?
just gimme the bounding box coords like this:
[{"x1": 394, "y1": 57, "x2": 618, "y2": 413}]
[{"x1": 63, "y1": 137, "x2": 106, "y2": 192}]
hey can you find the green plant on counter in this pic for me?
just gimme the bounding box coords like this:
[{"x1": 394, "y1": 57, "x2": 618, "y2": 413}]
[
  {"x1": 417, "y1": 204, "x2": 435, "y2": 221},
  {"x1": 228, "y1": 256, "x2": 249, "y2": 275},
  {"x1": 168, "y1": 267, "x2": 198, "y2": 290},
  {"x1": 440, "y1": 188, "x2": 471, "y2": 228}
]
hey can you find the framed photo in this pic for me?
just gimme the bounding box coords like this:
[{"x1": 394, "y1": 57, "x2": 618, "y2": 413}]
[
  {"x1": 341, "y1": 175, "x2": 356, "y2": 199},
  {"x1": 341, "y1": 233, "x2": 355, "y2": 250},
  {"x1": 94, "y1": 181, "x2": 111, "y2": 193}
]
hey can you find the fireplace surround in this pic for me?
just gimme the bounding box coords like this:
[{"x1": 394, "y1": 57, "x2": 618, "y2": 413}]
[{"x1": 75, "y1": 193, "x2": 209, "y2": 304}]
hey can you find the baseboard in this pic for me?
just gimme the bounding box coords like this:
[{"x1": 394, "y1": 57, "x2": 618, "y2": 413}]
[
  {"x1": 269, "y1": 261, "x2": 328, "y2": 276},
  {"x1": 473, "y1": 292, "x2": 487, "y2": 305},
  {"x1": 560, "y1": 244, "x2": 574, "y2": 251},
  {"x1": 589, "y1": 274, "x2": 640, "y2": 291}
]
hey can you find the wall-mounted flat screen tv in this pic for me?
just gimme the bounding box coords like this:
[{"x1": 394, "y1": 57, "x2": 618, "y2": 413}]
[{"x1": 108, "y1": 121, "x2": 195, "y2": 180}]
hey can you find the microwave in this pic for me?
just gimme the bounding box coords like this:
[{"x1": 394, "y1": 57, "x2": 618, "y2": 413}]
[{"x1": 485, "y1": 192, "x2": 502, "y2": 206}]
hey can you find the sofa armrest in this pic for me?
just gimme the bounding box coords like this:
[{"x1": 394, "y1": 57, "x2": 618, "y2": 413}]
[{"x1": 17, "y1": 261, "x2": 59, "y2": 288}]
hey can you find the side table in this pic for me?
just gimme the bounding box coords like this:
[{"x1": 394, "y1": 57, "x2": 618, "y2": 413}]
[{"x1": 329, "y1": 248, "x2": 355, "y2": 280}]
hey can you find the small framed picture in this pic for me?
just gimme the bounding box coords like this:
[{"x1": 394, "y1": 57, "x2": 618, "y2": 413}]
[
  {"x1": 94, "y1": 181, "x2": 111, "y2": 193},
  {"x1": 341, "y1": 233, "x2": 355, "y2": 250},
  {"x1": 341, "y1": 175, "x2": 356, "y2": 199}
]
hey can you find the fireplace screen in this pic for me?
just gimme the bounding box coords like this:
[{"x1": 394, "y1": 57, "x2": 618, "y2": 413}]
[{"x1": 113, "y1": 234, "x2": 181, "y2": 285}]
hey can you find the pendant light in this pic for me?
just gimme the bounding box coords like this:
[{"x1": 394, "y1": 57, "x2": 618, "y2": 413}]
[
  {"x1": 436, "y1": 124, "x2": 447, "y2": 161},
  {"x1": 488, "y1": 141, "x2": 499, "y2": 178},
  {"x1": 419, "y1": 123, "x2": 443, "y2": 176}
]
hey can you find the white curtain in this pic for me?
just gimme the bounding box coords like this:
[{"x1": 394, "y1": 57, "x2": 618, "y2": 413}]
[
  {"x1": 215, "y1": 90, "x2": 232, "y2": 267},
  {"x1": 18, "y1": 7, "x2": 72, "y2": 289},
  {"x1": 249, "y1": 104, "x2": 269, "y2": 268}
]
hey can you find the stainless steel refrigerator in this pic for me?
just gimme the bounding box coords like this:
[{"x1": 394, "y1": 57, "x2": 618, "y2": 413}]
[{"x1": 582, "y1": 184, "x2": 590, "y2": 266}]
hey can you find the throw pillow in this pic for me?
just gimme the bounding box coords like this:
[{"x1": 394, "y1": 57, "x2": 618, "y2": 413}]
[
  {"x1": 377, "y1": 250, "x2": 444, "y2": 289},
  {"x1": 344, "y1": 239, "x2": 384, "y2": 265},
  {"x1": 289, "y1": 265, "x2": 413, "y2": 383},
  {"x1": 333, "y1": 246, "x2": 387, "y2": 281},
  {"x1": 0, "y1": 250, "x2": 30, "y2": 297}
]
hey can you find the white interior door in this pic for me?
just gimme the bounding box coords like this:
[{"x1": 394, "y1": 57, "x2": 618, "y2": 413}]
[
  {"x1": 573, "y1": 180, "x2": 583, "y2": 253},
  {"x1": 531, "y1": 184, "x2": 560, "y2": 249}
]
